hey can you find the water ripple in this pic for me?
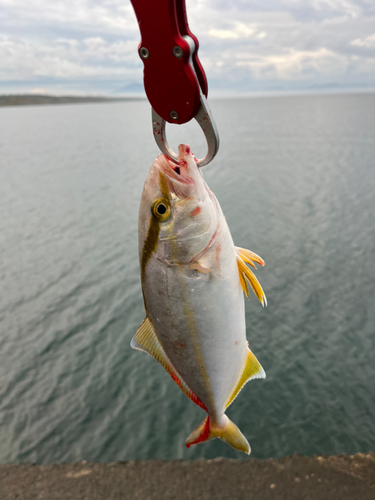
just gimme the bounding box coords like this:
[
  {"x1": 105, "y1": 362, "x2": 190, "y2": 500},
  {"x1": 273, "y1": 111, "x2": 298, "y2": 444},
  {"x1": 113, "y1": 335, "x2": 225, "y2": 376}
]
[{"x1": 0, "y1": 96, "x2": 374, "y2": 463}]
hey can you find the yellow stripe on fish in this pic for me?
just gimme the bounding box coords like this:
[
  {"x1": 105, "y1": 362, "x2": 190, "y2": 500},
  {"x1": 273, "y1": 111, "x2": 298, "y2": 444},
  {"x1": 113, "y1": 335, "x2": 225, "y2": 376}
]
[{"x1": 140, "y1": 171, "x2": 172, "y2": 283}]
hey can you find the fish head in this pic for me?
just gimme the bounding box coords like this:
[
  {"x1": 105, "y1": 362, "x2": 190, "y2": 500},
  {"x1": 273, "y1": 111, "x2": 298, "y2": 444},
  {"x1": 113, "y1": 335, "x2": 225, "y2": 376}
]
[{"x1": 139, "y1": 144, "x2": 219, "y2": 267}]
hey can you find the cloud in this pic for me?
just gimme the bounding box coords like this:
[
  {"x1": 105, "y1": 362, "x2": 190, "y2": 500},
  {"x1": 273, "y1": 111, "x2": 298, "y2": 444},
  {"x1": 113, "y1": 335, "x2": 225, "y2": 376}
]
[
  {"x1": 0, "y1": 35, "x2": 138, "y2": 81},
  {"x1": 0, "y1": 0, "x2": 374, "y2": 94},
  {"x1": 236, "y1": 48, "x2": 348, "y2": 80},
  {"x1": 0, "y1": 0, "x2": 137, "y2": 35},
  {"x1": 351, "y1": 33, "x2": 375, "y2": 47},
  {"x1": 209, "y1": 23, "x2": 267, "y2": 40}
]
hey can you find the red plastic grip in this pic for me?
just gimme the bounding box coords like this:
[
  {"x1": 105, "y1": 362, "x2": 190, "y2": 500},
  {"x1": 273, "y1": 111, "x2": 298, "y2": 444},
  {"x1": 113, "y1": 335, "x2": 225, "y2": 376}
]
[
  {"x1": 174, "y1": 0, "x2": 208, "y2": 98},
  {"x1": 130, "y1": 0, "x2": 207, "y2": 125}
]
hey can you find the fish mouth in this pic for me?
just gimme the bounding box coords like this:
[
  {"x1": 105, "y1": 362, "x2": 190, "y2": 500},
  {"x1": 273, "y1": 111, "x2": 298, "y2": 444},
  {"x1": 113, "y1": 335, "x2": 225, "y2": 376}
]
[
  {"x1": 155, "y1": 145, "x2": 202, "y2": 199},
  {"x1": 158, "y1": 155, "x2": 193, "y2": 186}
]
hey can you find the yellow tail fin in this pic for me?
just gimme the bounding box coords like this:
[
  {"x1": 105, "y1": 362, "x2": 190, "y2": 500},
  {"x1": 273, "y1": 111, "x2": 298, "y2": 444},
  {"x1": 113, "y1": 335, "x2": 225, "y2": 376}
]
[{"x1": 185, "y1": 415, "x2": 250, "y2": 454}]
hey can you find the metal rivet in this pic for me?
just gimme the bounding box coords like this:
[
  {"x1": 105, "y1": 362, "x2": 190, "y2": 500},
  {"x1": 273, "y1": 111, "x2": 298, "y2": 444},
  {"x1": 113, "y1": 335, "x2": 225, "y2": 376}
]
[
  {"x1": 139, "y1": 47, "x2": 149, "y2": 60},
  {"x1": 170, "y1": 110, "x2": 179, "y2": 121},
  {"x1": 173, "y1": 46, "x2": 184, "y2": 58}
]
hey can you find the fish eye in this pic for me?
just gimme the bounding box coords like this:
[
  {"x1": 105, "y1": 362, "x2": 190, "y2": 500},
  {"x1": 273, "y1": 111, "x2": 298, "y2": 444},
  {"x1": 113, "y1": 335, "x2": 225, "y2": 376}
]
[
  {"x1": 152, "y1": 198, "x2": 171, "y2": 221},
  {"x1": 157, "y1": 204, "x2": 167, "y2": 215}
]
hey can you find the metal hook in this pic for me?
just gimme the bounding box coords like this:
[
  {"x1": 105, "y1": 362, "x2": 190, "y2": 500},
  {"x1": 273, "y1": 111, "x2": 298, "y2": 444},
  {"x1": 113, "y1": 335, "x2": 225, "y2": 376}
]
[{"x1": 152, "y1": 94, "x2": 220, "y2": 168}]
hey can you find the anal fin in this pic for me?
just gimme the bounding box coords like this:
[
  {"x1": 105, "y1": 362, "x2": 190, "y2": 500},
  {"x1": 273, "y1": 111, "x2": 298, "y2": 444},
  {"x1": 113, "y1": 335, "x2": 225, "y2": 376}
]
[
  {"x1": 131, "y1": 317, "x2": 207, "y2": 411},
  {"x1": 225, "y1": 349, "x2": 266, "y2": 409}
]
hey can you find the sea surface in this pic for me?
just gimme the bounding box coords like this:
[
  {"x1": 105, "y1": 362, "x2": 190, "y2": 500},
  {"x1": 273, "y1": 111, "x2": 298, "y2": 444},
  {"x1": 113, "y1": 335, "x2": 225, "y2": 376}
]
[{"x1": 0, "y1": 94, "x2": 374, "y2": 463}]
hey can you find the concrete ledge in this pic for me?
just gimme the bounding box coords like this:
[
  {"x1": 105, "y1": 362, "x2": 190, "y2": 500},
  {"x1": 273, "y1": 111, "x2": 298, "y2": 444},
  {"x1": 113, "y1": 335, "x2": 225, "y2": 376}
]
[{"x1": 1, "y1": 453, "x2": 374, "y2": 500}]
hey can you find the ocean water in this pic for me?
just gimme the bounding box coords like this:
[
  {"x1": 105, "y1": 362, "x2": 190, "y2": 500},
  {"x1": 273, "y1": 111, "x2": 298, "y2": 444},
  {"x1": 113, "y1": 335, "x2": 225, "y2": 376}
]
[{"x1": 0, "y1": 94, "x2": 374, "y2": 464}]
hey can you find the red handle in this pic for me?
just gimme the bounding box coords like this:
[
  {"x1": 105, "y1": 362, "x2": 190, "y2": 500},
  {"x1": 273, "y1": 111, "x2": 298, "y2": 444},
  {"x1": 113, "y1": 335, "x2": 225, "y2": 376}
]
[
  {"x1": 130, "y1": 0, "x2": 208, "y2": 125},
  {"x1": 174, "y1": 1, "x2": 208, "y2": 98}
]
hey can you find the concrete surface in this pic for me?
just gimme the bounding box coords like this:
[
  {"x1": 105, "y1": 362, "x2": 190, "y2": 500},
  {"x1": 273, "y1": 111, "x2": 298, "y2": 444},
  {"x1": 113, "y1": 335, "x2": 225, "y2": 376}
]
[{"x1": 1, "y1": 453, "x2": 374, "y2": 500}]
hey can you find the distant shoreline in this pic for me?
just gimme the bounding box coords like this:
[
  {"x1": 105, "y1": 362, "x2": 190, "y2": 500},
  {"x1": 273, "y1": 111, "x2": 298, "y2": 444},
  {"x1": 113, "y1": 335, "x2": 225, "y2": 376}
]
[
  {"x1": 0, "y1": 453, "x2": 374, "y2": 499},
  {"x1": 2, "y1": 90, "x2": 375, "y2": 108},
  {"x1": 0, "y1": 95, "x2": 145, "y2": 108}
]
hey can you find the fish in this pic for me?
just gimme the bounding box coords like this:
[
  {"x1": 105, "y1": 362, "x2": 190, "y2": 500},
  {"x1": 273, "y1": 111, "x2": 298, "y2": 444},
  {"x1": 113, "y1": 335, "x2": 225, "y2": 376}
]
[{"x1": 131, "y1": 144, "x2": 266, "y2": 454}]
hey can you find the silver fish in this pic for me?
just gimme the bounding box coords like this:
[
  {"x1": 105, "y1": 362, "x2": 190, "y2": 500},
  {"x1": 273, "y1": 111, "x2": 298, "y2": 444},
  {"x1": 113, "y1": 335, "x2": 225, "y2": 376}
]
[{"x1": 131, "y1": 144, "x2": 266, "y2": 454}]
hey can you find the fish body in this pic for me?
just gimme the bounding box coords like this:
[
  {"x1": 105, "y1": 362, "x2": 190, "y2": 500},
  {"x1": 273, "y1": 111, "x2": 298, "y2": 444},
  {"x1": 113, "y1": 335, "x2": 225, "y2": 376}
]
[{"x1": 132, "y1": 144, "x2": 266, "y2": 454}]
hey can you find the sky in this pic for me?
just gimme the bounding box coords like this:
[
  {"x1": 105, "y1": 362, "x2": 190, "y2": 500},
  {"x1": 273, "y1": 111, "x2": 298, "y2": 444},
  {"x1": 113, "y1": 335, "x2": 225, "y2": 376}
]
[{"x1": 1, "y1": 0, "x2": 375, "y2": 96}]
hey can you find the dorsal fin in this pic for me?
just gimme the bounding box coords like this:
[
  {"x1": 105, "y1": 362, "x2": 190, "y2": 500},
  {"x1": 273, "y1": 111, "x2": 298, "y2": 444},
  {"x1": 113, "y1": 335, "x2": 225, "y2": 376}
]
[
  {"x1": 131, "y1": 317, "x2": 207, "y2": 411},
  {"x1": 225, "y1": 349, "x2": 266, "y2": 409},
  {"x1": 236, "y1": 247, "x2": 267, "y2": 307}
]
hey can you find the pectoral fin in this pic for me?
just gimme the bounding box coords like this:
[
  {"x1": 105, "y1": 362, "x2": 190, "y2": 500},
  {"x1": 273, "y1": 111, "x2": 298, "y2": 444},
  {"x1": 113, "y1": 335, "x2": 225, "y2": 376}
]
[
  {"x1": 236, "y1": 246, "x2": 265, "y2": 268},
  {"x1": 131, "y1": 317, "x2": 206, "y2": 411},
  {"x1": 236, "y1": 247, "x2": 267, "y2": 306},
  {"x1": 189, "y1": 263, "x2": 213, "y2": 274},
  {"x1": 225, "y1": 348, "x2": 266, "y2": 409}
]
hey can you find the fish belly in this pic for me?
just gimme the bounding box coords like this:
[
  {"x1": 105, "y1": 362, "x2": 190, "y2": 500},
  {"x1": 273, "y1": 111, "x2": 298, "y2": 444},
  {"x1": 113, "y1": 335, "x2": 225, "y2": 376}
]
[{"x1": 143, "y1": 222, "x2": 248, "y2": 417}]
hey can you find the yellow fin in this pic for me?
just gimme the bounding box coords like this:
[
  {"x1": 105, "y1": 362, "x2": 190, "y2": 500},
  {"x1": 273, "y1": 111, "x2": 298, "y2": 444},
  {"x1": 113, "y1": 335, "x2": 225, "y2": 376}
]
[
  {"x1": 236, "y1": 250, "x2": 267, "y2": 306},
  {"x1": 236, "y1": 246, "x2": 265, "y2": 268},
  {"x1": 185, "y1": 415, "x2": 250, "y2": 455},
  {"x1": 131, "y1": 317, "x2": 207, "y2": 410},
  {"x1": 225, "y1": 349, "x2": 266, "y2": 409}
]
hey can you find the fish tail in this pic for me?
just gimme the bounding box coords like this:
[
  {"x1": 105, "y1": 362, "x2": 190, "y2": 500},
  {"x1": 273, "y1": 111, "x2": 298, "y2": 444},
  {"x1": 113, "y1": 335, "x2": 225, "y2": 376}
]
[{"x1": 185, "y1": 415, "x2": 250, "y2": 454}]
